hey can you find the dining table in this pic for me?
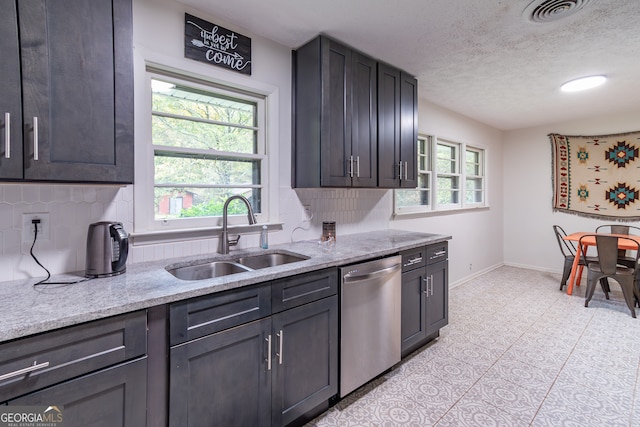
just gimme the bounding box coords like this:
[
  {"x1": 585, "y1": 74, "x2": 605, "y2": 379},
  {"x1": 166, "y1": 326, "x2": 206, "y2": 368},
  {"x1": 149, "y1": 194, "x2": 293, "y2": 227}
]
[{"x1": 562, "y1": 232, "x2": 640, "y2": 295}]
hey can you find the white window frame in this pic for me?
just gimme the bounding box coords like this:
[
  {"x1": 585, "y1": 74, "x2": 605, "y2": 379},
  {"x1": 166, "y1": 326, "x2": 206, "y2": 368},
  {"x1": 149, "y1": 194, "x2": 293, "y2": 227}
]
[
  {"x1": 135, "y1": 66, "x2": 271, "y2": 234},
  {"x1": 394, "y1": 134, "x2": 488, "y2": 216}
]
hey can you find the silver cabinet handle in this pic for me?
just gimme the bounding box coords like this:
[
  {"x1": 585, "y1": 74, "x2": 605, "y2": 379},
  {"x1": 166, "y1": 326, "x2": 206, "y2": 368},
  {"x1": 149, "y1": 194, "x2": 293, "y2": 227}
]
[
  {"x1": 422, "y1": 277, "x2": 429, "y2": 295},
  {"x1": 348, "y1": 155, "x2": 354, "y2": 178},
  {"x1": 356, "y1": 156, "x2": 360, "y2": 178},
  {"x1": 276, "y1": 330, "x2": 283, "y2": 365},
  {"x1": 33, "y1": 117, "x2": 39, "y2": 161},
  {"x1": 432, "y1": 250, "x2": 447, "y2": 257},
  {"x1": 406, "y1": 256, "x2": 422, "y2": 266},
  {"x1": 429, "y1": 275, "x2": 434, "y2": 296},
  {"x1": 404, "y1": 161, "x2": 408, "y2": 180},
  {"x1": 266, "y1": 335, "x2": 272, "y2": 371},
  {"x1": 0, "y1": 361, "x2": 50, "y2": 382},
  {"x1": 398, "y1": 161, "x2": 403, "y2": 180},
  {"x1": 4, "y1": 112, "x2": 10, "y2": 159}
]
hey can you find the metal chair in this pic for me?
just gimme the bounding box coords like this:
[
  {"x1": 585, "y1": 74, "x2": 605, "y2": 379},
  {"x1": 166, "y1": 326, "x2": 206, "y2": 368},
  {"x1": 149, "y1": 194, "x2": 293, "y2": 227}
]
[
  {"x1": 553, "y1": 225, "x2": 580, "y2": 290},
  {"x1": 553, "y1": 225, "x2": 599, "y2": 291},
  {"x1": 581, "y1": 234, "x2": 640, "y2": 318}
]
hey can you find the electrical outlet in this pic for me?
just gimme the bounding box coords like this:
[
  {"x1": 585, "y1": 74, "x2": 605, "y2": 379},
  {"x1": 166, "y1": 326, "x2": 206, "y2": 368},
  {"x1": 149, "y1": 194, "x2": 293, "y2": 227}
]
[
  {"x1": 302, "y1": 205, "x2": 313, "y2": 221},
  {"x1": 23, "y1": 213, "x2": 50, "y2": 242}
]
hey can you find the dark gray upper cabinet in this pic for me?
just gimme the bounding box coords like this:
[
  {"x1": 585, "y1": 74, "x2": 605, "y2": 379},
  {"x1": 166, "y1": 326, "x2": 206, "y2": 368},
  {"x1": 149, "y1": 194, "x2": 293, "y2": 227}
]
[
  {"x1": 0, "y1": 0, "x2": 23, "y2": 179},
  {"x1": 377, "y1": 62, "x2": 418, "y2": 188},
  {"x1": 294, "y1": 35, "x2": 378, "y2": 188},
  {"x1": 1, "y1": 0, "x2": 134, "y2": 183}
]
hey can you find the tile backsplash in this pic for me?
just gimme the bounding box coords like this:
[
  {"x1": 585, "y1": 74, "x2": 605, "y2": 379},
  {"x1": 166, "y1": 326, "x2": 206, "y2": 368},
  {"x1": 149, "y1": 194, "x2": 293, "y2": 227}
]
[
  {"x1": 0, "y1": 184, "x2": 133, "y2": 282},
  {"x1": 0, "y1": 184, "x2": 392, "y2": 282}
]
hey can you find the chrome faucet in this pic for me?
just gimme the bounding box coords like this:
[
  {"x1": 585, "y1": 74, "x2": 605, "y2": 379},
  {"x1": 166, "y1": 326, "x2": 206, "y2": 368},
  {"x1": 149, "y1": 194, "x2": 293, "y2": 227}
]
[{"x1": 219, "y1": 195, "x2": 257, "y2": 254}]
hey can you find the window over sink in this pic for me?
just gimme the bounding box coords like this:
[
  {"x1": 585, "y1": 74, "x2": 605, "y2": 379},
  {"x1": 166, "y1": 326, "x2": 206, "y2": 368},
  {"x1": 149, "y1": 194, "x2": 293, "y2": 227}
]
[{"x1": 135, "y1": 66, "x2": 270, "y2": 234}]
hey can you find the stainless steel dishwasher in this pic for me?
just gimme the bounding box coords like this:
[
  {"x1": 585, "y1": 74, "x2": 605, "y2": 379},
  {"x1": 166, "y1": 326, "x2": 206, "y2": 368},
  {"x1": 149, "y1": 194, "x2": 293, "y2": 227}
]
[{"x1": 340, "y1": 255, "x2": 402, "y2": 397}]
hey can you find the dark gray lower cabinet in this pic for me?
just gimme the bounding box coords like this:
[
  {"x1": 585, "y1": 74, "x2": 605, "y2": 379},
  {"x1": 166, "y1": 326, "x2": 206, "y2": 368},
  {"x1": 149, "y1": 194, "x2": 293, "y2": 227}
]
[
  {"x1": 0, "y1": 311, "x2": 147, "y2": 426},
  {"x1": 273, "y1": 295, "x2": 337, "y2": 426},
  {"x1": 9, "y1": 358, "x2": 147, "y2": 427},
  {"x1": 170, "y1": 318, "x2": 271, "y2": 427},
  {"x1": 401, "y1": 242, "x2": 449, "y2": 356},
  {"x1": 169, "y1": 269, "x2": 339, "y2": 427}
]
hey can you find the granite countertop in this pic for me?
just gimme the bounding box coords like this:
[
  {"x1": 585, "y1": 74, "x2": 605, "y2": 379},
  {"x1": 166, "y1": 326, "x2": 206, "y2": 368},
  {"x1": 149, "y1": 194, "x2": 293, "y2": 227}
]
[{"x1": 0, "y1": 230, "x2": 450, "y2": 343}]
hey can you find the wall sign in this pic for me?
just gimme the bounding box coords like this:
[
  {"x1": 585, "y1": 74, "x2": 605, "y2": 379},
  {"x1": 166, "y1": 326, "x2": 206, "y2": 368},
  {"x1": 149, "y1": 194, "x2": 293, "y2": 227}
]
[{"x1": 184, "y1": 13, "x2": 252, "y2": 75}]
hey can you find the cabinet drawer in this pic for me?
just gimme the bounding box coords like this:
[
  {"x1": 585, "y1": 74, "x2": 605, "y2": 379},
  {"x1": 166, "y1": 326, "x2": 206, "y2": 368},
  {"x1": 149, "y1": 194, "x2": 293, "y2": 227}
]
[
  {"x1": 271, "y1": 268, "x2": 338, "y2": 313},
  {"x1": 169, "y1": 284, "x2": 271, "y2": 346},
  {"x1": 426, "y1": 241, "x2": 448, "y2": 265},
  {"x1": 0, "y1": 310, "x2": 146, "y2": 402},
  {"x1": 401, "y1": 247, "x2": 426, "y2": 272}
]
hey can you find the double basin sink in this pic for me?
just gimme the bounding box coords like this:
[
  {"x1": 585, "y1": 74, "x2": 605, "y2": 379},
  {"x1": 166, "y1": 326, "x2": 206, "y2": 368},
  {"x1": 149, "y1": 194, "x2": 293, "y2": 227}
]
[{"x1": 166, "y1": 251, "x2": 309, "y2": 281}]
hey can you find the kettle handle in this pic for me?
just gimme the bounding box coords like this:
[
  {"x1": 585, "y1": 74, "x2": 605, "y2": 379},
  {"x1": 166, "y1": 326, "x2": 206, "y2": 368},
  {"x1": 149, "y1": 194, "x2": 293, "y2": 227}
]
[{"x1": 110, "y1": 224, "x2": 129, "y2": 273}]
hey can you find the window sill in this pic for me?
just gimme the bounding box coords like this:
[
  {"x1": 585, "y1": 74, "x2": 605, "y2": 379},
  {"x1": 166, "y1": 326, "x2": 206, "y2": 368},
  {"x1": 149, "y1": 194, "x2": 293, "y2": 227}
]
[
  {"x1": 393, "y1": 205, "x2": 490, "y2": 219},
  {"x1": 129, "y1": 222, "x2": 283, "y2": 246}
]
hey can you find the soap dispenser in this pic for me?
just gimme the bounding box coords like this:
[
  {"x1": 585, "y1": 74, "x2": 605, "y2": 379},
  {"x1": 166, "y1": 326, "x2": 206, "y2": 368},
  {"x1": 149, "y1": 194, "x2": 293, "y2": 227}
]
[{"x1": 260, "y1": 225, "x2": 268, "y2": 249}]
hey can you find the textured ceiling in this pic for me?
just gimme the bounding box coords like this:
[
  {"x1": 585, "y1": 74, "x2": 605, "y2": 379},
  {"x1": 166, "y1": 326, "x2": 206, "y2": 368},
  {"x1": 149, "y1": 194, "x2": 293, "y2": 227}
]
[{"x1": 179, "y1": 0, "x2": 640, "y2": 130}]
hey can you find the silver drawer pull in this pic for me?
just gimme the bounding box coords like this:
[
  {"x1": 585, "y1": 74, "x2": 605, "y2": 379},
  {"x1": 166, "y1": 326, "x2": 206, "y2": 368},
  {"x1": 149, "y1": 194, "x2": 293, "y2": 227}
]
[
  {"x1": 432, "y1": 250, "x2": 446, "y2": 257},
  {"x1": 33, "y1": 117, "x2": 39, "y2": 161},
  {"x1": 0, "y1": 361, "x2": 50, "y2": 382},
  {"x1": 4, "y1": 112, "x2": 9, "y2": 159},
  {"x1": 406, "y1": 256, "x2": 422, "y2": 265}
]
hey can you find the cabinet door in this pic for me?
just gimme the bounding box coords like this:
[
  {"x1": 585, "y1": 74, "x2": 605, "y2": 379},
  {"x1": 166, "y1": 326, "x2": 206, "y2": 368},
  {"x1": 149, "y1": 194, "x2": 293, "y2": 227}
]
[
  {"x1": 377, "y1": 62, "x2": 401, "y2": 188},
  {"x1": 272, "y1": 296, "x2": 338, "y2": 426},
  {"x1": 351, "y1": 52, "x2": 377, "y2": 187},
  {"x1": 399, "y1": 72, "x2": 418, "y2": 188},
  {"x1": 401, "y1": 267, "x2": 428, "y2": 355},
  {"x1": 426, "y1": 260, "x2": 449, "y2": 336},
  {"x1": 169, "y1": 318, "x2": 272, "y2": 427},
  {"x1": 17, "y1": 0, "x2": 133, "y2": 183},
  {"x1": 321, "y1": 38, "x2": 352, "y2": 187},
  {"x1": 0, "y1": 0, "x2": 23, "y2": 179},
  {"x1": 8, "y1": 358, "x2": 147, "y2": 427}
]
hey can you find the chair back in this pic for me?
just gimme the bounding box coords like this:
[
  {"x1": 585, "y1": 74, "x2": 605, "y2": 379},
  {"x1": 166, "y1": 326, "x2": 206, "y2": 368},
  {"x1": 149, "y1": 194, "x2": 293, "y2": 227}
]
[
  {"x1": 553, "y1": 225, "x2": 576, "y2": 258},
  {"x1": 582, "y1": 234, "x2": 640, "y2": 275},
  {"x1": 594, "y1": 235, "x2": 622, "y2": 275},
  {"x1": 595, "y1": 224, "x2": 640, "y2": 235}
]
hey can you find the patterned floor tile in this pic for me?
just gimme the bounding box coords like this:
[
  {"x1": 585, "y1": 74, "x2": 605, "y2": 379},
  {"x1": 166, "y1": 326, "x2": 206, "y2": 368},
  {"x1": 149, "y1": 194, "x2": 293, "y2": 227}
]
[{"x1": 305, "y1": 267, "x2": 640, "y2": 427}]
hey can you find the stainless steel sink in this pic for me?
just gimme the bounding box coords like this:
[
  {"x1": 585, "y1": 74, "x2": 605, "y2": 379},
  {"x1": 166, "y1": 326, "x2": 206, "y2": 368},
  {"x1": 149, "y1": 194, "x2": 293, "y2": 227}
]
[
  {"x1": 167, "y1": 261, "x2": 252, "y2": 281},
  {"x1": 235, "y1": 252, "x2": 309, "y2": 270},
  {"x1": 166, "y1": 251, "x2": 309, "y2": 281}
]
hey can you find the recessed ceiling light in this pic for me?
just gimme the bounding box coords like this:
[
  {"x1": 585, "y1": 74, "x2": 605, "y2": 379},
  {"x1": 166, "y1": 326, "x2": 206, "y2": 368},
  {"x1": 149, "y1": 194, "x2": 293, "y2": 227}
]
[{"x1": 560, "y1": 75, "x2": 607, "y2": 92}]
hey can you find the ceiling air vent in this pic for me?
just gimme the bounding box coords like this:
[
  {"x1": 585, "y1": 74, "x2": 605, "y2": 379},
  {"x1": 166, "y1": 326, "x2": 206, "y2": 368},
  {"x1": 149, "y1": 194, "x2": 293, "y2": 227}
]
[{"x1": 523, "y1": 0, "x2": 594, "y2": 23}]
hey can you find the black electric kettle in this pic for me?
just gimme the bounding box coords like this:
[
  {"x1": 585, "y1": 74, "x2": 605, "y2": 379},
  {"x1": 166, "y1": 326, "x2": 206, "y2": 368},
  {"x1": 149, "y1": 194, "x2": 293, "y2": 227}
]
[{"x1": 85, "y1": 221, "x2": 129, "y2": 278}]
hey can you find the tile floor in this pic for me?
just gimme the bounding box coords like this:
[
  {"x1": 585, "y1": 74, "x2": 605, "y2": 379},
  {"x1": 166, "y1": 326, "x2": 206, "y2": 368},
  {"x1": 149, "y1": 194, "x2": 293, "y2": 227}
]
[{"x1": 306, "y1": 266, "x2": 640, "y2": 426}]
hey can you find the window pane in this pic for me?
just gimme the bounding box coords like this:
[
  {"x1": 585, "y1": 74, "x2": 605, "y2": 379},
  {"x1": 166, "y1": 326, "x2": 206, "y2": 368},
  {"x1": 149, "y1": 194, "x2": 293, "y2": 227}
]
[
  {"x1": 152, "y1": 80, "x2": 256, "y2": 126},
  {"x1": 155, "y1": 187, "x2": 261, "y2": 219},
  {"x1": 152, "y1": 116, "x2": 256, "y2": 153},
  {"x1": 436, "y1": 144, "x2": 457, "y2": 174},
  {"x1": 418, "y1": 174, "x2": 430, "y2": 188},
  {"x1": 155, "y1": 153, "x2": 260, "y2": 186},
  {"x1": 437, "y1": 188, "x2": 459, "y2": 205},
  {"x1": 396, "y1": 189, "x2": 430, "y2": 209},
  {"x1": 437, "y1": 175, "x2": 459, "y2": 190},
  {"x1": 465, "y1": 150, "x2": 480, "y2": 175}
]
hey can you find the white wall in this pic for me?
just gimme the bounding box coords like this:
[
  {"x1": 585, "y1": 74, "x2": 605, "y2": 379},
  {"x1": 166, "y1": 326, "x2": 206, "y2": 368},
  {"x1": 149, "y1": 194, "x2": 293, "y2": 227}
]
[
  {"x1": 391, "y1": 101, "x2": 505, "y2": 286},
  {"x1": 503, "y1": 108, "x2": 640, "y2": 275}
]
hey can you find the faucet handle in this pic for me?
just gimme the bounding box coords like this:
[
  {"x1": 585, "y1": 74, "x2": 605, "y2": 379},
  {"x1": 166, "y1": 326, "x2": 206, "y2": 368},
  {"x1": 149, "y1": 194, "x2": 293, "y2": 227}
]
[{"x1": 228, "y1": 235, "x2": 241, "y2": 247}]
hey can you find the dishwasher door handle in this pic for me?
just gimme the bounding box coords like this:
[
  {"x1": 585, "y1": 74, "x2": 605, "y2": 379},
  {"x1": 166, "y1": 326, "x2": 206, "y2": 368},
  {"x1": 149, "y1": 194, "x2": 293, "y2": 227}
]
[{"x1": 343, "y1": 263, "x2": 401, "y2": 283}]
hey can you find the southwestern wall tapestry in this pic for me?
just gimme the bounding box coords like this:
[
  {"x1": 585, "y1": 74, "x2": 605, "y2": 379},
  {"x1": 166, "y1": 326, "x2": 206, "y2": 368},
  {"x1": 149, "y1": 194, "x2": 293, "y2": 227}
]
[{"x1": 550, "y1": 131, "x2": 640, "y2": 220}]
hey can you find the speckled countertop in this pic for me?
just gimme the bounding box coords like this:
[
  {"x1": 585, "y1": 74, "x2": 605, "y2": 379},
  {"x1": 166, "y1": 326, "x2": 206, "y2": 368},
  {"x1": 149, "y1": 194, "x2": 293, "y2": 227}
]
[{"x1": 0, "y1": 230, "x2": 450, "y2": 343}]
